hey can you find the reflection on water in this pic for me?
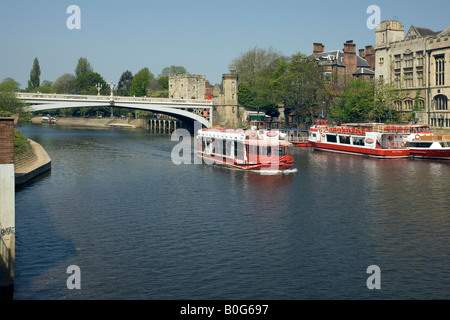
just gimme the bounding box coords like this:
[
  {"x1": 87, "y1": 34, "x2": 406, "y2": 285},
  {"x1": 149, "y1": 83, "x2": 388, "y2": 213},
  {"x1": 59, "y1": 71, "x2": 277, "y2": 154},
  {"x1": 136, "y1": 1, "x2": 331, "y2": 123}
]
[{"x1": 12, "y1": 124, "x2": 450, "y2": 299}]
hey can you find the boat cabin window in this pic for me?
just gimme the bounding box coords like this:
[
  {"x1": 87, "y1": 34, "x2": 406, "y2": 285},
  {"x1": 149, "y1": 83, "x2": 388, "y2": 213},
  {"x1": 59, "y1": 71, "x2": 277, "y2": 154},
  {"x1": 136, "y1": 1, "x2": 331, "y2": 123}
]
[
  {"x1": 339, "y1": 135, "x2": 350, "y2": 144},
  {"x1": 406, "y1": 142, "x2": 433, "y2": 148},
  {"x1": 352, "y1": 136, "x2": 365, "y2": 146},
  {"x1": 278, "y1": 147, "x2": 288, "y2": 156},
  {"x1": 440, "y1": 141, "x2": 450, "y2": 147},
  {"x1": 326, "y1": 134, "x2": 337, "y2": 143},
  {"x1": 261, "y1": 146, "x2": 273, "y2": 156}
]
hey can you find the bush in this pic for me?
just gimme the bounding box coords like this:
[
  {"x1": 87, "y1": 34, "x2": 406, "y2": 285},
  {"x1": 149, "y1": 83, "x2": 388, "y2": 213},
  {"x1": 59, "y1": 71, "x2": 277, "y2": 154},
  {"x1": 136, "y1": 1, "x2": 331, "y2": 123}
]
[{"x1": 14, "y1": 129, "x2": 32, "y2": 156}]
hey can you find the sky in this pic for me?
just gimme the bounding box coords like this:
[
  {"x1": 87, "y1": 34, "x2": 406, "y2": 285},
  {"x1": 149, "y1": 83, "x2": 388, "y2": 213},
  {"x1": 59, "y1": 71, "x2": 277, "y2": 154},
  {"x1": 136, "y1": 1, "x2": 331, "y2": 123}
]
[{"x1": 1, "y1": 0, "x2": 449, "y2": 89}]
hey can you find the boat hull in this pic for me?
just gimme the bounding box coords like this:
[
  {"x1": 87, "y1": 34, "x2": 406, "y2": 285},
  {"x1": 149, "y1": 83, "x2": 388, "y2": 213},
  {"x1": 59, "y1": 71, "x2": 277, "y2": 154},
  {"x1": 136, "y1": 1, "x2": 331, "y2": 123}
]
[
  {"x1": 310, "y1": 141, "x2": 410, "y2": 158},
  {"x1": 197, "y1": 152, "x2": 294, "y2": 170},
  {"x1": 409, "y1": 149, "x2": 450, "y2": 160}
]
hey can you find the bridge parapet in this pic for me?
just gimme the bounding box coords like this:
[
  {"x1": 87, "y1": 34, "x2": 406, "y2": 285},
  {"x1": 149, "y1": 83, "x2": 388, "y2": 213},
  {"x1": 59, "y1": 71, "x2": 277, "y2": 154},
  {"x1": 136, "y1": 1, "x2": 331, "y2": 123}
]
[{"x1": 16, "y1": 92, "x2": 213, "y2": 127}]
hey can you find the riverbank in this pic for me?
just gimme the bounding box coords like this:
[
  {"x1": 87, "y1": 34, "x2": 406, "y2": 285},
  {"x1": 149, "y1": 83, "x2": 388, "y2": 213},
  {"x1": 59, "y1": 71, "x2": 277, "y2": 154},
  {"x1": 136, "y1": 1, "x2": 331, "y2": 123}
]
[
  {"x1": 15, "y1": 139, "x2": 51, "y2": 188},
  {"x1": 31, "y1": 116, "x2": 147, "y2": 129}
]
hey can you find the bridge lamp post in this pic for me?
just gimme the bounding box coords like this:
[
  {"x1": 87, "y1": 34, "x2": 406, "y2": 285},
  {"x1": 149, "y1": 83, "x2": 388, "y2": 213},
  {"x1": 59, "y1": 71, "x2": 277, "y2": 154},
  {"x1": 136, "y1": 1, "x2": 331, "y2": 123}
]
[
  {"x1": 109, "y1": 81, "x2": 115, "y2": 118},
  {"x1": 96, "y1": 83, "x2": 102, "y2": 96}
]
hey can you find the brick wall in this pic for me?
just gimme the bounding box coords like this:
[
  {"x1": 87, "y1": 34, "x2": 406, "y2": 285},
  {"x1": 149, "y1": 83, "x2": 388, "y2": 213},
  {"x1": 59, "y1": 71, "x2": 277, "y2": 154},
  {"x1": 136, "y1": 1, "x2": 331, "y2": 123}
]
[{"x1": 0, "y1": 118, "x2": 14, "y2": 165}]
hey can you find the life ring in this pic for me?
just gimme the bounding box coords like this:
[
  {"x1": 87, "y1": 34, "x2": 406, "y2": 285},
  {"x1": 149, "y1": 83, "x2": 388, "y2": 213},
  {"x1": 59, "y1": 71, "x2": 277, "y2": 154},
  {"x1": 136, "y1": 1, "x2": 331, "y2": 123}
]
[
  {"x1": 415, "y1": 134, "x2": 420, "y2": 140},
  {"x1": 400, "y1": 142, "x2": 405, "y2": 148},
  {"x1": 249, "y1": 132, "x2": 257, "y2": 139},
  {"x1": 394, "y1": 142, "x2": 398, "y2": 148},
  {"x1": 388, "y1": 142, "x2": 393, "y2": 148},
  {"x1": 388, "y1": 136, "x2": 393, "y2": 141}
]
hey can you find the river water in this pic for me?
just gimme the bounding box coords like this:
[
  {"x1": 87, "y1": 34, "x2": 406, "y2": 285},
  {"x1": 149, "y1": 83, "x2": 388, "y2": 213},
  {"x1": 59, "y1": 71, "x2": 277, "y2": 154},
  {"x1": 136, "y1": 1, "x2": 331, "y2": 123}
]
[{"x1": 12, "y1": 124, "x2": 450, "y2": 300}]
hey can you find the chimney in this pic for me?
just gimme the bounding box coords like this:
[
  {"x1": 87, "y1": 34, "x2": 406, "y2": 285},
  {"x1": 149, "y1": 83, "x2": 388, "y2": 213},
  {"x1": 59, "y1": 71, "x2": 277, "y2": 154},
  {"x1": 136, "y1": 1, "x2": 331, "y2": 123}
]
[
  {"x1": 365, "y1": 45, "x2": 375, "y2": 70},
  {"x1": 343, "y1": 40, "x2": 357, "y2": 76},
  {"x1": 313, "y1": 43, "x2": 324, "y2": 57},
  {"x1": 359, "y1": 49, "x2": 365, "y2": 58}
]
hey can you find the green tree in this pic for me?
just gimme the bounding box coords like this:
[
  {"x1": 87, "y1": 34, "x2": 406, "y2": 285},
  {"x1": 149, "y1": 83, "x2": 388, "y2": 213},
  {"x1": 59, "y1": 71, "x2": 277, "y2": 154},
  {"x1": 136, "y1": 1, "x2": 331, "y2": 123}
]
[
  {"x1": 0, "y1": 78, "x2": 30, "y2": 121},
  {"x1": 75, "y1": 57, "x2": 93, "y2": 77},
  {"x1": 34, "y1": 80, "x2": 53, "y2": 93},
  {"x1": 129, "y1": 67, "x2": 154, "y2": 97},
  {"x1": 229, "y1": 46, "x2": 285, "y2": 109},
  {"x1": 27, "y1": 57, "x2": 41, "y2": 91},
  {"x1": 53, "y1": 73, "x2": 76, "y2": 93},
  {"x1": 117, "y1": 70, "x2": 134, "y2": 96},
  {"x1": 272, "y1": 53, "x2": 326, "y2": 126},
  {"x1": 75, "y1": 72, "x2": 108, "y2": 95},
  {"x1": 330, "y1": 79, "x2": 400, "y2": 124},
  {"x1": 160, "y1": 65, "x2": 187, "y2": 76}
]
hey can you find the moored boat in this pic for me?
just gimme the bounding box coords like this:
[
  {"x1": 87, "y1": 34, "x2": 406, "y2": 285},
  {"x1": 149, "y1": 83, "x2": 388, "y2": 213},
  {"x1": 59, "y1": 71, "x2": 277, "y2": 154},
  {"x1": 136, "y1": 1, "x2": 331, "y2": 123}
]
[
  {"x1": 196, "y1": 123, "x2": 294, "y2": 171},
  {"x1": 281, "y1": 128, "x2": 311, "y2": 147},
  {"x1": 308, "y1": 120, "x2": 412, "y2": 159},
  {"x1": 407, "y1": 135, "x2": 450, "y2": 160}
]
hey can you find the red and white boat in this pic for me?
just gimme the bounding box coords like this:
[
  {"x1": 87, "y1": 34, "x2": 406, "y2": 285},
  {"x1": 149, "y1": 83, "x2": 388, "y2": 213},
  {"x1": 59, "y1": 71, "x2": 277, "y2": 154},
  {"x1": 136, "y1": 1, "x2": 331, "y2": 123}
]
[
  {"x1": 308, "y1": 120, "x2": 416, "y2": 159},
  {"x1": 196, "y1": 123, "x2": 294, "y2": 170},
  {"x1": 407, "y1": 135, "x2": 450, "y2": 160}
]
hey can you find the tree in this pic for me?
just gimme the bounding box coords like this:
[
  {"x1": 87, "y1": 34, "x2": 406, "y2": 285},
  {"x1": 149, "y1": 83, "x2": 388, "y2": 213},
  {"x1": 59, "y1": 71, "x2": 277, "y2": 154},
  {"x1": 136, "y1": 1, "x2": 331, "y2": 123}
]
[
  {"x1": 27, "y1": 57, "x2": 41, "y2": 91},
  {"x1": 117, "y1": 70, "x2": 133, "y2": 96},
  {"x1": 129, "y1": 68, "x2": 154, "y2": 97},
  {"x1": 160, "y1": 65, "x2": 187, "y2": 77},
  {"x1": 229, "y1": 47, "x2": 286, "y2": 109},
  {"x1": 75, "y1": 57, "x2": 93, "y2": 77},
  {"x1": 53, "y1": 73, "x2": 76, "y2": 93},
  {"x1": 0, "y1": 78, "x2": 30, "y2": 121},
  {"x1": 75, "y1": 72, "x2": 108, "y2": 95},
  {"x1": 34, "y1": 80, "x2": 53, "y2": 93},
  {"x1": 272, "y1": 53, "x2": 326, "y2": 126},
  {"x1": 330, "y1": 79, "x2": 400, "y2": 124}
]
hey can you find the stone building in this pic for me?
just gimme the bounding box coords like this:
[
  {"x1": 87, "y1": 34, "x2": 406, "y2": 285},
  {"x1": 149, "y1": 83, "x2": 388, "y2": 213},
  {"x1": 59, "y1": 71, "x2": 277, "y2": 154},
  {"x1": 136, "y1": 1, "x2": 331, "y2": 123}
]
[
  {"x1": 168, "y1": 74, "x2": 206, "y2": 100},
  {"x1": 375, "y1": 20, "x2": 450, "y2": 128},
  {"x1": 312, "y1": 41, "x2": 375, "y2": 89},
  {"x1": 168, "y1": 70, "x2": 242, "y2": 128}
]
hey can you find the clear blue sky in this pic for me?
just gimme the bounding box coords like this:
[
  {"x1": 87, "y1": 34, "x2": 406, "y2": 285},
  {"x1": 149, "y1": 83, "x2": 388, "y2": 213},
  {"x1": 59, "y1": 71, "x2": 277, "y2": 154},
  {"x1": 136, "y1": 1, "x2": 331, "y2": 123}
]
[{"x1": 1, "y1": 0, "x2": 449, "y2": 89}]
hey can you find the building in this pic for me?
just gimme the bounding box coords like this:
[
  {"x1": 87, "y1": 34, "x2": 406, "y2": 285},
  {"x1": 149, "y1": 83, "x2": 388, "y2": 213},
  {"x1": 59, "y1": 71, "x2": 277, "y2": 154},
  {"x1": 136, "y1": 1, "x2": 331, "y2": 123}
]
[
  {"x1": 312, "y1": 41, "x2": 375, "y2": 89},
  {"x1": 168, "y1": 70, "x2": 241, "y2": 127},
  {"x1": 375, "y1": 20, "x2": 450, "y2": 128}
]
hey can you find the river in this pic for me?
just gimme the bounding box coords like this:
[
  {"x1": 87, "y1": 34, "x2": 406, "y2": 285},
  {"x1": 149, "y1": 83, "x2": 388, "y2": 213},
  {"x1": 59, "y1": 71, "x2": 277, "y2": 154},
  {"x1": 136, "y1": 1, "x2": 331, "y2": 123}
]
[{"x1": 12, "y1": 124, "x2": 450, "y2": 300}]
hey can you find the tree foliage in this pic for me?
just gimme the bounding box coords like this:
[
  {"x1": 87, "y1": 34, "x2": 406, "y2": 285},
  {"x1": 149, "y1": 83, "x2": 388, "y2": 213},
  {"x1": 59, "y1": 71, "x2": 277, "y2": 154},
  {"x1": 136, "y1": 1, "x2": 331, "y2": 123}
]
[
  {"x1": 129, "y1": 67, "x2": 154, "y2": 97},
  {"x1": 28, "y1": 57, "x2": 41, "y2": 91},
  {"x1": 53, "y1": 73, "x2": 76, "y2": 93},
  {"x1": 75, "y1": 57, "x2": 93, "y2": 78},
  {"x1": 0, "y1": 78, "x2": 30, "y2": 120},
  {"x1": 330, "y1": 79, "x2": 400, "y2": 123},
  {"x1": 272, "y1": 53, "x2": 327, "y2": 123},
  {"x1": 229, "y1": 47, "x2": 285, "y2": 109},
  {"x1": 117, "y1": 70, "x2": 133, "y2": 96},
  {"x1": 75, "y1": 72, "x2": 108, "y2": 95}
]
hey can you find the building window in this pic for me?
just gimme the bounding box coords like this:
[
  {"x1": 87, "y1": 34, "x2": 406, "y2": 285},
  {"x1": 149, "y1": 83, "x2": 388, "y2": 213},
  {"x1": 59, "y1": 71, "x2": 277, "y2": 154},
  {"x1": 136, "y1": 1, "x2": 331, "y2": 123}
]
[
  {"x1": 404, "y1": 72, "x2": 413, "y2": 88},
  {"x1": 404, "y1": 100, "x2": 413, "y2": 111},
  {"x1": 404, "y1": 53, "x2": 413, "y2": 68},
  {"x1": 394, "y1": 55, "x2": 401, "y2": 69},
  {"x1": 417, "y1": 71, "x2": 424, "y2": 87},
  {"x1": 435, "y1": 55, "x2": 445, "y2": 86},
  {"x1": 394, "y1": 100, "x2": 402, "y2": 111},
  {"x1": 434, "y1": 95, "x2": 448, "y2": 110},
  {"x1": 416, "y1": 51, "x2": 424, "y2": 66},
  {"x1": 395, "y1": 72, "x2": 401, "y2": 88}
]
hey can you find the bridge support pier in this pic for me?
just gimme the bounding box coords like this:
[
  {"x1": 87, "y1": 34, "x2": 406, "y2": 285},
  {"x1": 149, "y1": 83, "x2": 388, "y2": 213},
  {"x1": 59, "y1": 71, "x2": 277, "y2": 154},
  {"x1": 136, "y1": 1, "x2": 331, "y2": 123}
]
[{"x1": 0, "y1": 117, "x2": 15, "y2": 300}]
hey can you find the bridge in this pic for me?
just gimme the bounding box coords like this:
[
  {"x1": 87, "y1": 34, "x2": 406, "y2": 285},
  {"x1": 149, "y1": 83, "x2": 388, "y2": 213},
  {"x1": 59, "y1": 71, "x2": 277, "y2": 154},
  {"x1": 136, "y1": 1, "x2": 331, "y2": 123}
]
[{"x1": 16, "y1": 92, "x2": 213, "y2": 128}]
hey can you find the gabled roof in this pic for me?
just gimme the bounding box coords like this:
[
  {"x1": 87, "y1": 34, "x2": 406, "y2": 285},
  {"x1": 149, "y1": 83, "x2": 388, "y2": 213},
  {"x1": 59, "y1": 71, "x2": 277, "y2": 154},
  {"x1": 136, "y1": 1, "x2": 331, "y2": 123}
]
[{"x1": 405, "y1": 25, "x2": 442, "y2": 40}]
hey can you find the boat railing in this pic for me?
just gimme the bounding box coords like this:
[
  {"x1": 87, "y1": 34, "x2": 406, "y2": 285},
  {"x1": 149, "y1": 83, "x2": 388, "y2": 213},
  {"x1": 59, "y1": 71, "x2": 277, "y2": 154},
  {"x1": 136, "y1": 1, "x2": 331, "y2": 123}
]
[
  {"x1": 418, "y1": 135, "x2": 450, "y2": 141},
  {"x1": 324, "y1": 127, "x2": 370, "y2": 135},
  {"x1": 372, "y1": 125, "x2": 411, "y2": 133}
]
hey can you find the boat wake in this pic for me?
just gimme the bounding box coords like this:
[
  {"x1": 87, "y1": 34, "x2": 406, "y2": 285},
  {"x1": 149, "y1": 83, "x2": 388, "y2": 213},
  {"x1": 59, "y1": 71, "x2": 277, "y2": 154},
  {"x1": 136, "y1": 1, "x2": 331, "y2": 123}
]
[{"x1": 250, "y1": 168, "x2": 298, "y2": 175}]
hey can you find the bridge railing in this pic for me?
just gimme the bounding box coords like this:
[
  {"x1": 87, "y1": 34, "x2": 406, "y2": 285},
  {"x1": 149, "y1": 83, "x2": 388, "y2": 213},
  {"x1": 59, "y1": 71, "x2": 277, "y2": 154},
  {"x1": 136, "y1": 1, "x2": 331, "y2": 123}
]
[{"x1": 16, "y1": 92, "x2": 213, "y2": 106}]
